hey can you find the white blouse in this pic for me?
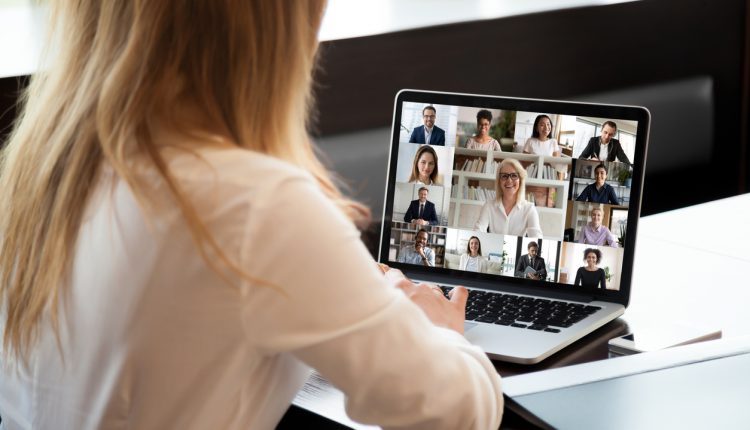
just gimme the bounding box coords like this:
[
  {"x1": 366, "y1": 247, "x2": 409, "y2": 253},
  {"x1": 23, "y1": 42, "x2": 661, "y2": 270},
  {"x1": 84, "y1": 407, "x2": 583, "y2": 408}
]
[
  {"x1": 523, "y1": 137, "x2": 561, "y2": 156},
  {"x1": 460, "y1": 253, "x2": 488, "y2": 273},
  {"x1": 474, "y1": 199, "x2": 543, "y2": 237},
  {"x1": 0, "y1": 142, "x2": 502, "y2": 429}
]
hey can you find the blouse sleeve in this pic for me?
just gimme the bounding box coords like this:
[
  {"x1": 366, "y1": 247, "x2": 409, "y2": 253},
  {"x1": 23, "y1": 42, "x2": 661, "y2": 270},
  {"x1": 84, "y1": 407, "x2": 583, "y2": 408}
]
[
  {"x1": 600, "y1": 269, "x2": 607, "y2": 289},
  {"x1": 239, "y1": 174, "x2": 503, "y2": 429},
  {"x1": 473, "y1": 202, "x2": 491, "y2": 232},
  {"x1": 524, "y1": 204, "x2": 543, "y2": 237},
  {"x1": 492, "y1": 139, "x2": 502, "y2": 152},
  {"x1": 574, "y1": 267, "x2": 583, "y2": 286},
  {"x1": 465, "y1": 137, "x2": 475, "y2": 149},
  {"x1": 522, "y1": 138, "x2": 533, "y2": 153}
]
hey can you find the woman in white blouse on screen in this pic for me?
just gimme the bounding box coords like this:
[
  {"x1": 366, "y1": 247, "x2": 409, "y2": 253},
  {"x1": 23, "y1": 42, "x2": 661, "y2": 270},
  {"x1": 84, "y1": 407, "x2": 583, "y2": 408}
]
[
  {"x1": 474, "y1": 158, "x2": 543, "y2": 237},
  {"x1": 523, "y1": 114, "x2": 567, "y2": 179},
  {"x1": 459, "y1": 236, "x2": 488, "y2": 273},
  {"x1": 523, "y1": 115, "x2": 561, "y2": 156}
]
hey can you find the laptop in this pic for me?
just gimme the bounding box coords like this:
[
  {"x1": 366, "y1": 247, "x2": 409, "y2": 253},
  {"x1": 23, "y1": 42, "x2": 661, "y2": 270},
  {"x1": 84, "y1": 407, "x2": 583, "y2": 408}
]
[{"x1": 379, "y1": 90, "x2": 650, "y2": 364}]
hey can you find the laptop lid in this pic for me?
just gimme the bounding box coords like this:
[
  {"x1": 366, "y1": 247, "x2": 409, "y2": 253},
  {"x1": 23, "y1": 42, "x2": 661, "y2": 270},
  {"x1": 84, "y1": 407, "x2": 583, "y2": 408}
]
[{"x1": 379, "y1": 90, "x2": 650, "y2": 307}]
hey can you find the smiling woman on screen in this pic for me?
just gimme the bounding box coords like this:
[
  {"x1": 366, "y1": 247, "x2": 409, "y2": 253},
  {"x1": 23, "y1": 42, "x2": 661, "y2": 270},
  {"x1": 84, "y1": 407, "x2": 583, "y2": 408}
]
[
  {"x1": 0, "y1": 1, "x2": 502, "y2": 428},
  {"x1": 474, "y1": 158, "x2": 542, "y2": 237}
]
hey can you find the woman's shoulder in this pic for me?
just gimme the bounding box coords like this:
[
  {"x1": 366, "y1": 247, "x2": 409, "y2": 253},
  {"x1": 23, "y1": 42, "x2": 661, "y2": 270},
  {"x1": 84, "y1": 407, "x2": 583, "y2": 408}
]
[{"x1": 165, "y1": 145, "x2": 311, "y2": 188}]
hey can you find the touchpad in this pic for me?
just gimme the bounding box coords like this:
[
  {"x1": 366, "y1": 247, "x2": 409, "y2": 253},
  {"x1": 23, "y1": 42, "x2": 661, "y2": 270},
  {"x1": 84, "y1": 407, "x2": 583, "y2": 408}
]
[{"x1": 464, "y1": 321, "x2": 478, "y2": 332}]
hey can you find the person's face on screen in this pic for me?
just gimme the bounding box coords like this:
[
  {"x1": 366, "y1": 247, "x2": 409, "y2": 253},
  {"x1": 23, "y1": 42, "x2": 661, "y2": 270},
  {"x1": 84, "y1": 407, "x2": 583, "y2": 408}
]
[
  {"x1": 498, "y1": 165, "x2": 520, "y2": 198},
  {"x1": 595, "y1": 167, "x2": 607, "y2": 186},
  {"x1": 423, "y1": 109, "x2": 436, "y2": 128},
  {"x1": 590, "y1": 209, "x2": 603, "y2": 227},
  {"x1": 600, "y1": 124, "x2": 617, "y2": 144},
  {"x1": 477, "y1": 118, "x2": 491, "y2": 137},
  {"x1": 469, "y1": 238, "x2": 480, "y2": 256},
  {"x1": 537, "y1": 117, "x2": 552, "y2": 139},
  {"x1": 528, "y1": 246, "x2": 538, "y2": 258},
  {"x1": 417, "y1": 152, "x2": 435, "y2": 180},
  {"x1": 418, "y1": 189, "x2": 429, "y2": 203},
  {"x1": 585, "y1": 252, "x2": 598, "y2": 267},
  {"x1": 415, "y1": 231, "x2": 429, "y2": 249}
]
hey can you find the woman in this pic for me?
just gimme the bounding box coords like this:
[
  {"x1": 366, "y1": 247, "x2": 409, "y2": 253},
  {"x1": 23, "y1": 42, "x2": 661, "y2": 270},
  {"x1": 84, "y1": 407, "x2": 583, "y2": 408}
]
[
  {"x1": 459, "y1": 236, "x2": 488, "y2": 273},
  {"x1": 474, "y1": 158, "x2": 543, "y2": 237},
  {"x1": 523, "y1": 114, "x2": 566, "y2": 179},
  {"x1": 465, "y1": 109, "x2": 502, "y2": 151},
  {"x1": 576, "y1": 207, "x2": 619, "y2": 247},
  {"x1": 408, "y1": 144, "x2": 441, "y2": 185},
  {"x1": 574, "y1": 248, "x2": 607, "y2": 289},
  {"x1": 0, "y1": 2, "x2": 502, "y2": 428}
]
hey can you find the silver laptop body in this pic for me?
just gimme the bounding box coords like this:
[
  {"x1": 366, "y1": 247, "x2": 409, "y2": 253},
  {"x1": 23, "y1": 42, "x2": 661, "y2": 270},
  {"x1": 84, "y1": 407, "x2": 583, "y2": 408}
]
[{"x1": 379, "y1": 90, "x2": 650, "y2": 364}]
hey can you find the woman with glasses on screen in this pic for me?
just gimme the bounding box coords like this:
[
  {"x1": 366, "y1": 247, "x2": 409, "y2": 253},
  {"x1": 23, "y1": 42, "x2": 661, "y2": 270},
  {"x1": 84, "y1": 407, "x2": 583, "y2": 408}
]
[
  {"x1": 0, "y1": 1, "x2": 502, "y2": 428},
  {"x1": 474, "y1": 159, "x2": 542, "y2": 237}
]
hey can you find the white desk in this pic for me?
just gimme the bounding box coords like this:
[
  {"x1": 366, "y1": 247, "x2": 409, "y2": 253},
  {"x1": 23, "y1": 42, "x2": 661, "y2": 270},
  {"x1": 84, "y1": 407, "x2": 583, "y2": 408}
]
[
  {"x1": 289, "y1": 194, "x2": 750, "y2": 429},
  {"x1": 628, "y1": 193, "x2": 750, "y2": 337}
]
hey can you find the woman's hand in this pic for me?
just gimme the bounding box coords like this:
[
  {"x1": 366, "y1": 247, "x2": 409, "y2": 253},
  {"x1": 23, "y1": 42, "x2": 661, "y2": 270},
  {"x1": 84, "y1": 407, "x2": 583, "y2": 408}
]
[{"x1": 384, "y1": 269, "x2": 467, "y2": 334}]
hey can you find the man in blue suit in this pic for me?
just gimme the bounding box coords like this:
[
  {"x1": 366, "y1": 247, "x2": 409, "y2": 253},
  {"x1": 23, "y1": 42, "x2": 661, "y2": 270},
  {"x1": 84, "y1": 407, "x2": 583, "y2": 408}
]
[
  {"x1": 409, "y1": 105, "x2": 446, "y2": 146},
  {"x1": 404, "y1": 187, "x2": 439, "y2": 225}
]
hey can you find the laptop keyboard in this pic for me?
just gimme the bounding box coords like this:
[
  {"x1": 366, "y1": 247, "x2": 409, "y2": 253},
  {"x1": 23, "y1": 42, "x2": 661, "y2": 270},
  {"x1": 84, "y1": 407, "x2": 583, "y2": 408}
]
[{"x1": 440, "y1": 286, "x2": 601, "y2": 333}]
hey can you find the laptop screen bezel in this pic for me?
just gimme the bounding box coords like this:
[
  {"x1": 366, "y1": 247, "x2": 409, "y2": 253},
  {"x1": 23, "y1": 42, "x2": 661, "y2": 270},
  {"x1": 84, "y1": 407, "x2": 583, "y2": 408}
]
[{"x1": 378, "y1": 89, "x2": 650, "y2": 307}]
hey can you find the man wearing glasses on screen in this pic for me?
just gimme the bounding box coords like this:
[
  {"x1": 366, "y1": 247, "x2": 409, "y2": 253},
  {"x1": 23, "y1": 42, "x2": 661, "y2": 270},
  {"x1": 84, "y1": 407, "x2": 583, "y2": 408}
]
[{"x1": 409, "y1": 105, "x2": 446, "y2": 146}]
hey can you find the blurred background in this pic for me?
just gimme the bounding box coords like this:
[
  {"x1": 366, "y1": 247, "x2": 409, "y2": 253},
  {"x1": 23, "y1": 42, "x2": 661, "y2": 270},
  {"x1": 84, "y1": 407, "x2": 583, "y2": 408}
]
[{"x1": 1, "y1": 0, "x2": 748, "y2": 222}]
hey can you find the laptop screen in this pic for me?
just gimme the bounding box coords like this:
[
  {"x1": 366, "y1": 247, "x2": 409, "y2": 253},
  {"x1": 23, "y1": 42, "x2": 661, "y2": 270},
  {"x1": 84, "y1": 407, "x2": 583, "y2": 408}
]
[{"x1": 379, "y1": 90, "x2": 649, "y2": 305}]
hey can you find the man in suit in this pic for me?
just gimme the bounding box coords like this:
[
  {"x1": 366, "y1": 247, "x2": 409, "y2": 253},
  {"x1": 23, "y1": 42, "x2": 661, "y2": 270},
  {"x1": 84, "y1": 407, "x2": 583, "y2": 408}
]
[
  {"x1": 409, "y1": 105, "x2": 445, "y2": 146},
  {"x1": 579, "y1": 121, "x2": 631, "y2": 164},
  {"x1": 404, "y1": 187, "x2": 439, "y2": 225},
  {"x1": 514, "y1": 241, "x2": 547, "y2": 280}
]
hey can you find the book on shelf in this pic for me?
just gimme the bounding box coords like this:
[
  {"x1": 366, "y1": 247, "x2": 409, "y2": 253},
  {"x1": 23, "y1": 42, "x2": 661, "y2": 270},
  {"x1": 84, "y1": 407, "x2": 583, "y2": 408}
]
[{"x1": 547, "y1": 187, "x2": 556, "y2": 208}]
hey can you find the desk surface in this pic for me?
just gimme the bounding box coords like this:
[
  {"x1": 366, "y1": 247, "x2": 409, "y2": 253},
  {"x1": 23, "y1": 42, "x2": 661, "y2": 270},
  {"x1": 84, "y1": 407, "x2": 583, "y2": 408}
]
[
  {"x1": 497, "y1": 192, "x2": 750, "y2": 376},
  {"x1": 282, "y1": 193, "x2": 750, "y2": 428}
]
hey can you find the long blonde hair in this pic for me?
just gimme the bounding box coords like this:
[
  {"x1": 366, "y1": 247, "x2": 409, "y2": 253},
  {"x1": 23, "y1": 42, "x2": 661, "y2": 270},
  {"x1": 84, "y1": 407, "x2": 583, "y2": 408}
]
[{"x1": 0, "y1": 0, "x2": 368, "y2": 359}]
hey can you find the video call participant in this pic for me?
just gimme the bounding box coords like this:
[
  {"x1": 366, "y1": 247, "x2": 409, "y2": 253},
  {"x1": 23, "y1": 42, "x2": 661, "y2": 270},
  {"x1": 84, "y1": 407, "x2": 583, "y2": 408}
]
[
  {"x1": 523, "y1": 114, "x2": 566, "y2": 179},
  {"x1": 574, "y1": 248, "x2": 607, "y2": 289},
  {"x1": 459, "y1": 236, "x2": 487, "y2": 273},
  {"x1": 514, "y1": 241, "x2": 547, "y2": 280},
  {"x1": 578, "y1": 120, "x2": 631, "y2": 164},
  {"x1": 576, "y1": 163, "x2": 620, "y2": 205},
  {"x1": 397, "y1": 229, "x2": 435, "y2": 267},
  {"x1": 465, "y1": 109, "x2": 502, "y2": 151},
  {"x1": 404, "y1": 187, "x2": 439, "y2": 225},
  {"x1": 576, "y1": 207, "x2": 619, "y2": 247},
  {"x1": 474, "y1": 158, "x2": 542, "y2": 237},
  {"x1": 409, "y1": 105, "x2": 445, "y2": 146},
  {"x1": 408, "y1": 145, "x2": 441, "y2": 185},
  {"x1": 522, "y1": 115, "x2": 561, "y2": 156}
]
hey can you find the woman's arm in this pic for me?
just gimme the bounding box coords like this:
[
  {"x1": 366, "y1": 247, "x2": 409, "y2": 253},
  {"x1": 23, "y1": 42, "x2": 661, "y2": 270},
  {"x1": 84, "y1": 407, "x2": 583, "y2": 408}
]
[
  {"x1": 473, "y1": 202, "x2": 491, "y2": 232},
  {"x1": 574, "y1": 267, "x2": 583, "y2": 286},
  {"x1": 524, "y1": 205, "x2": 543, "y2": 237},
  {"x1": 240, "y1": 174, "x2": 503, "y2": 429}
]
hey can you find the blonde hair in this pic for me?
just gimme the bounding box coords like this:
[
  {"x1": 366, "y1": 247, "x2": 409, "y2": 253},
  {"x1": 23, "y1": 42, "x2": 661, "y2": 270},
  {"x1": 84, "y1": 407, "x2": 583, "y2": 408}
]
[
  {"x1": 408, "y1": 145, "x2": 440, "y2": 185},
  {"x1": 495, "y1": 158, "x2": 527, "y2": 204},
  {"x1": 0, "y1": 0, "x2": 369, "y2": 359}
]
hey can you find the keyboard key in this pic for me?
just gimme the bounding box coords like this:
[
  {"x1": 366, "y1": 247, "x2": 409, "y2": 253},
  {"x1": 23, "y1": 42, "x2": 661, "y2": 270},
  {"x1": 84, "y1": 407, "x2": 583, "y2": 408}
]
[
  {"x1": 544, "y1": 328, "x2": 561, "y2": 333},
  {"x1": 510, "y1": 323, "x2": 527, "y2": 328},
  {"x1": 527, "y1": 324, "x2": 546, "y2": 331}
]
